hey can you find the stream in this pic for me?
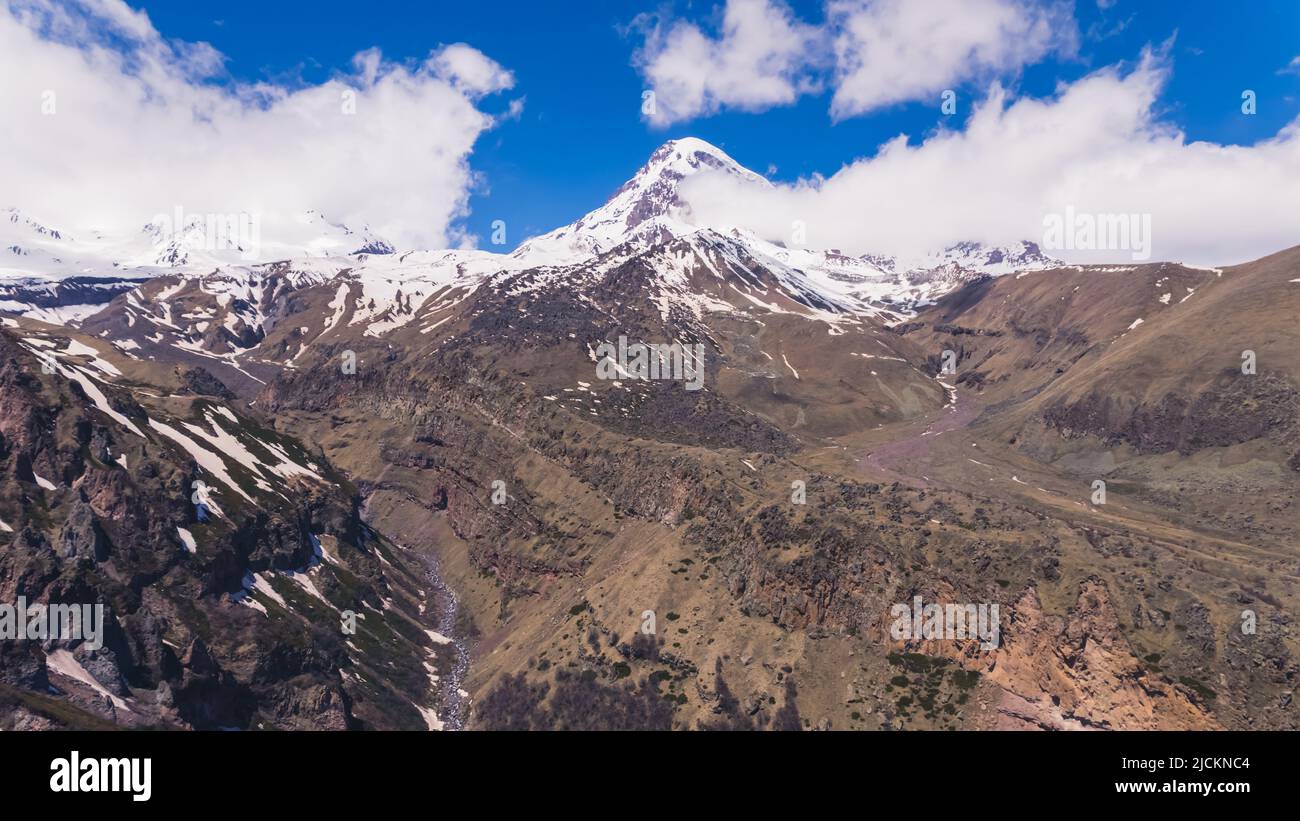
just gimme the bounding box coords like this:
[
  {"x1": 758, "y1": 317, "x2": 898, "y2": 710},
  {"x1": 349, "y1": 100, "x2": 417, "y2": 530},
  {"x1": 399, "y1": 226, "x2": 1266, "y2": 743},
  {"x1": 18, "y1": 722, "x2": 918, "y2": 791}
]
[
  {"x1": 423, "y1": 545, "x2": 471, "y2": 731},
  {"x1": 360, "y1": 495, "x2": 471, "y2": 731}
]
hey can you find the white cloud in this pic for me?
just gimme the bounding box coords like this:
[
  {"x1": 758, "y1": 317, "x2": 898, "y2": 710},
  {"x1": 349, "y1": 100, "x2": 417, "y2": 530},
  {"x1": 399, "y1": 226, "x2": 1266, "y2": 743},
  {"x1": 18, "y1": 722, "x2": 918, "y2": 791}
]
[
  {"x1": 828, "y1": 0, "x2": 1075, "y2": 119},
  {"x1": 430, "y1": 42, "x2": 516, "y2": 96},
  {"x1": 679, "y1": 50, "x2": 1300, "y2": 266},
  {"x1": 0, "y1": 0, "x2": 514, "y2": 251},
  {"x1": 1278, "y1": 55, "x2": 1300, "y2": 76},
  {"x1": 632, "y1": 0, "x2": 1075, "y2": 125},
  {"x1": 632, "y1": 0, "x2": 823, "y2": 127}
]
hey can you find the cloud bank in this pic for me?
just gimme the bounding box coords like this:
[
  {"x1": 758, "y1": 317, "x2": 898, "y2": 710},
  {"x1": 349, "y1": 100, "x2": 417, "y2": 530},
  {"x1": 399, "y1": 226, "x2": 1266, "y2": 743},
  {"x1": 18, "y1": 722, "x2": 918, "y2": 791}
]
[
  {"x1": 0, "y1": 0, "x2": 515, "y2": 250},
  {"x1": 679, "y1": 51, "x2": 1300, "y2": 266}
]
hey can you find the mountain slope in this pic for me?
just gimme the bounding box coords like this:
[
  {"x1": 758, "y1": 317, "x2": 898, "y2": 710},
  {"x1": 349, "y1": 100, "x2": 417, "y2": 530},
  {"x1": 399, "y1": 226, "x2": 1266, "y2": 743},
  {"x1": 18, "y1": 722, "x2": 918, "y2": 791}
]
[
  {"x1": 0, "y1": 321, "x2": 464, "y2": 730},
  {"x1": 897, "y1": 249, "x2": 1299, "y2": 544},
  {"x1": 3, "y1": 138, "x2": 1294, "y2": 732}
]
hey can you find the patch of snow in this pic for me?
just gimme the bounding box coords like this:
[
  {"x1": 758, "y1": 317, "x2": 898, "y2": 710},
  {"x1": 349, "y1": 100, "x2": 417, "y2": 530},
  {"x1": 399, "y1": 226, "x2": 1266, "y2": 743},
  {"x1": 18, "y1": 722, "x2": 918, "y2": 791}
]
[
  {"x1": 148, "y1": 417, "x2": 251, "y2": 503},
  {"x1": 231, "y1": 590, "x2": 268, "y2": 616},
  {"x1": 282, "y1": 569, "x2": 337, "y2": 611},
  {"x1": 936, "y1": 379, "x2": 957, "y2": 408},
  {"x1": 851, "y1": 352, "x2": 906, "y2": 362},
  {"x1": 781, "y1": 353, "x2": 800, "y2": 379},
  {"x1": 50, "y1": 360, "x2": 145, "y2": 437},
  {"x1": 45, "y1": 649, "x2": 132, "y2": 713},
  {"x1": 241, "y1": 572, "x2": 287, "y2": 609},
  {"x1": 419, "y1": 314, "x2": 453, "y2": 334},
  {"x1": 63, "y1": 339, "x2": 121, "y2": 376},
  {"x1": 414, "y1": 703, "x2": 445, "y2": 731},
  {"x1": 250, "y1": 435, "x2": 325, "y2": 482}
]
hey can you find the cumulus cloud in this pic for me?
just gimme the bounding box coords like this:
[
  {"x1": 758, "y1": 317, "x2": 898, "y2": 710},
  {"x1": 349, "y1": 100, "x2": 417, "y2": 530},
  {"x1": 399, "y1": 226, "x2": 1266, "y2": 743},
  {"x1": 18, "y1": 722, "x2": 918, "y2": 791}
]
[
  {"x1": 430, "y1": 42, "x2": 516, "y2": 96},
  {"x1": 828, "y1": 0, "x2": 1075, "y2": 119},
  {"x1": 632, "y1": 0, "x2": 824, "y2": 126},
  {"x1": 679, "y1": 50, "x2": 1300, "y2": 266},
  {"x1": 0, "y1": 0, "x2": 515, "y2": 252},
  {"x1": 632, "y1": 0, "x2": 1074, "y2": 125}
]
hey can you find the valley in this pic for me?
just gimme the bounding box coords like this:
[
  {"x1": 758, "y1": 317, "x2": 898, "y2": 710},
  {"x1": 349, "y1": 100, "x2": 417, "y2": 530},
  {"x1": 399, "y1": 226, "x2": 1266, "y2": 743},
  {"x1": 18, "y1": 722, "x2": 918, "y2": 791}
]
[{"x1": 1, "y1": 139, "x2": 1296, "y2": 731}]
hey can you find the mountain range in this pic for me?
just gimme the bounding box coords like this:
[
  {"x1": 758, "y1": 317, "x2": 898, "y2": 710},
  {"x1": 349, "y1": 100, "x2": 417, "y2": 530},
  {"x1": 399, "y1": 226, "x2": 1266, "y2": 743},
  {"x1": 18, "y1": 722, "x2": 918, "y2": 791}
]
[{"x1": 1, "y1": 138, "x2": 1296, "y2": 731}]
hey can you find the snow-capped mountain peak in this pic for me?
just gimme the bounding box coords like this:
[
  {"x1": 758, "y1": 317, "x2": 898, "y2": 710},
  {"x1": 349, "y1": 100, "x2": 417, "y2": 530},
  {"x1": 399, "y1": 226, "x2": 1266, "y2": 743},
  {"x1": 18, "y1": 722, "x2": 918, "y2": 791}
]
[
  {"x1": 607, "y1": 137, "x2": 769, "y2": 229},
  {"x1": 505, "y1": 139, "x2": 1060, "y2": 312},
  {"x1": 299, "y1": 210, "x2": 395, "y2": 256},
  {"x1": 906, "y1": 240, "x2": 1058, "y2": 277},
  {"x1": 512, "y1": 137, "x2": 769, "y2": 265},
  {"x1": 4, "y1": 207, "x2": 70, "y2": 243},
  {"x1": 141, "y1": 214, "x2": 253, "y2": 267}
]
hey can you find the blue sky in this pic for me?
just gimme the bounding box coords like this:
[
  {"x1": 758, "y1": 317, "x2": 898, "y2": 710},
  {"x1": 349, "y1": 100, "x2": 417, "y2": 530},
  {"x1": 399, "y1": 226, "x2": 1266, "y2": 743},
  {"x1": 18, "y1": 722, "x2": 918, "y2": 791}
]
[{"x1": 135, "y1": 0, "x2": 1300, "y2": 251}]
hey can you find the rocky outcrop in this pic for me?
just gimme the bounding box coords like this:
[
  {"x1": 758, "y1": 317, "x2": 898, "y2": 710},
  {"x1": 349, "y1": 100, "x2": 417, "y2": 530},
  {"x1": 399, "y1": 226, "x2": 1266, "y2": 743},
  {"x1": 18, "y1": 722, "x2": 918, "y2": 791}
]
[
  {"x1": 977, "y1": 582, "x2": 1218, "y2": 730},
  {"x1": 0, "y1": 330, "x2": 436, "y2": 729},
  {"x1": 1042, "y1": 373, "x2": 1299, "y2": 456},
  {"x1": 176, "y1": 366, "x2": 237, "y2": 400}
]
